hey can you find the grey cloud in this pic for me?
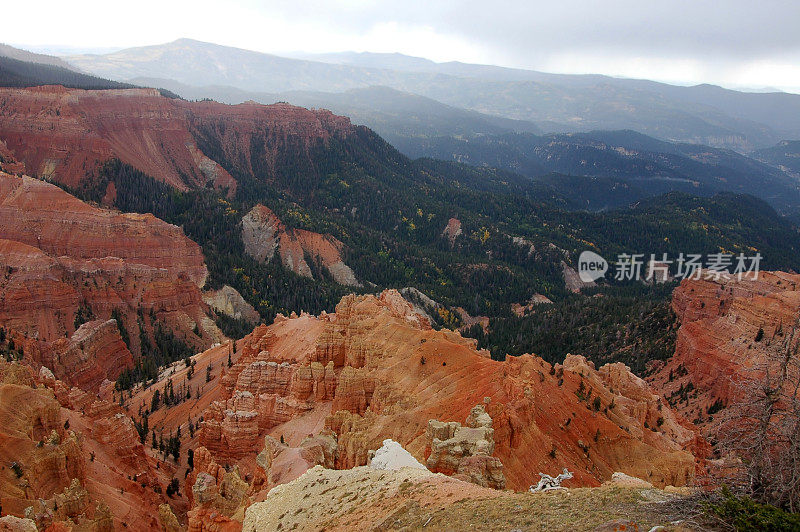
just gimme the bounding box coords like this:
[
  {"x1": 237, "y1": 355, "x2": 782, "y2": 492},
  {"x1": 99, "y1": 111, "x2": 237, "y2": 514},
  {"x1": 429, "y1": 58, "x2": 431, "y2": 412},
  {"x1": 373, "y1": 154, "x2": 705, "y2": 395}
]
[{"x1": 260, "y1": 0, "x2": 800, "y2": 62}]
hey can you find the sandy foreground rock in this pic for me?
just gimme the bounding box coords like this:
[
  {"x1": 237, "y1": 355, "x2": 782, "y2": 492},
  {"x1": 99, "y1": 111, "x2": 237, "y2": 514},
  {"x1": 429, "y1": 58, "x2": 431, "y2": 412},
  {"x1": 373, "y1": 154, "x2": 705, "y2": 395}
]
[{"x1": 243, "y1": 464, "x2": 699, "y2": 532}]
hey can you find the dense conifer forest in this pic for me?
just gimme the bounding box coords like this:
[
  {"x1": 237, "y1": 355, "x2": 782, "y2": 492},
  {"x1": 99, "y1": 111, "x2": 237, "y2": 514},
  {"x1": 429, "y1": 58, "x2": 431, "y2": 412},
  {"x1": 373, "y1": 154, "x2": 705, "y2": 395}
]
[{"x1": 463, "y1": 283, "x2": 678, "y2": 373}]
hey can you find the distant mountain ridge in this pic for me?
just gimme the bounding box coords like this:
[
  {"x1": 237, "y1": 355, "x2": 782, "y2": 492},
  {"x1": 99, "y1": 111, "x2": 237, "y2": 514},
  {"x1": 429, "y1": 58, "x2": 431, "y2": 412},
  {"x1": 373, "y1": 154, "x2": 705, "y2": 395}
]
[
  {"x1": 7, "y1": 39, "x2": 800, "y2": 215},
  {"x1": 0, "y1": 45, "x2": 177, "y2": 94},
  {"x1": 126, "y1": 79, "x2": 543, "y2": 139},
  {"x1": 402, "y1": 129, "x2": 800, "y2": 214},
  {"x1": 299, "y1": 50, "x2": 800, "y2": 137},
  {"x1": 0, "y1": 55, "x2": 138, "y2": 91},
  {"x1": 0, "y1": 43, "x2": 79, "y2": 71},
  {"x1": 65, "y1": 38, "x2": 800, "y2": 151},
  {"x1": 754, "y1": 140, "x2": 800, "y2": 178}
]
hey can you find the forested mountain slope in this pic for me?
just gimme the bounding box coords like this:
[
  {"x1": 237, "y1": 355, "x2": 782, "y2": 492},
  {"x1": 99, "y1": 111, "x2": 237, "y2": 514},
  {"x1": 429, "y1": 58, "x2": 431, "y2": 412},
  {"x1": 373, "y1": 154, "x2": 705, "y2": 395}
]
[{"x1": 2, "y1": 86, "x2": 799, "y2": 375}]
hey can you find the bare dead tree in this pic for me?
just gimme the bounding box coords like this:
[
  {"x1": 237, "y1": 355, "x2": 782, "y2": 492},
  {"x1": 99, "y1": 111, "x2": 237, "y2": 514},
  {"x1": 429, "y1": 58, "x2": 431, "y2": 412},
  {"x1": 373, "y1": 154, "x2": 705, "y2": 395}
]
[{"x1": 717, "y1": 323, "x2": 800, "y2": 510}]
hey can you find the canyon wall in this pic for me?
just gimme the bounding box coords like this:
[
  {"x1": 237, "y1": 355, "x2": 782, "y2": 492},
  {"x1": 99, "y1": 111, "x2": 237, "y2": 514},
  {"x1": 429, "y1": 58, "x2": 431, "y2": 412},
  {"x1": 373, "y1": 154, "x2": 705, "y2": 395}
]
[
  {"x1": 0, "y1": 171, "x2": 219, "y2": 389},
  {"x1": 650, "y1": 271, "x2": 800, "y2": 430},
  {"x1": 0, "y1": 86, "x2": 353, "y2": 194}
]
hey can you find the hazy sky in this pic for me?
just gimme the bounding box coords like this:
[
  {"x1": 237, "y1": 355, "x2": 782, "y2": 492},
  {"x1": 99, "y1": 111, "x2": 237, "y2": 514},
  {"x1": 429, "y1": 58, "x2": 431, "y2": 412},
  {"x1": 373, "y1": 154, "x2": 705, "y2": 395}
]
[{"x1": 8, "y1": 0, "x2": 800, "y2": 92}]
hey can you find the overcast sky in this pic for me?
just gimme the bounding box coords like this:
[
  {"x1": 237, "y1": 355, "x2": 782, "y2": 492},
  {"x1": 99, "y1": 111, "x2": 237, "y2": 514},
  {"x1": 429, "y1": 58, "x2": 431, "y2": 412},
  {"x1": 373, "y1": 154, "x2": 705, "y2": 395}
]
[{"x1": 8, "y1": 0, "x2": 800, "y2": 92}]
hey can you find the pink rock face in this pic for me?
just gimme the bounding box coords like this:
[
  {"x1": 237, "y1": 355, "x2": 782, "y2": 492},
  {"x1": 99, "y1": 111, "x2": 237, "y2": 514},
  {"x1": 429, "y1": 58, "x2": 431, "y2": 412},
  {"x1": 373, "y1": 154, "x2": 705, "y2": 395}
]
[
  {"x1": 43, "y1": 320, "x2": 134, "y2": 392},
  {"x1": 199, "y1": 357, "x2": 338, "y2": 458},
  {"x1": 0, "y1": 86, "x2": 353, "y2": 193},
  {"x1": 0, "y1": 86, "x2": 222, "y2": 190},
  {"x1": 91, "y1": 410, "x2": 145, "y2": 467},
  {"x1": 650, "y1": 271, "x2": 800, "y2": 432}
]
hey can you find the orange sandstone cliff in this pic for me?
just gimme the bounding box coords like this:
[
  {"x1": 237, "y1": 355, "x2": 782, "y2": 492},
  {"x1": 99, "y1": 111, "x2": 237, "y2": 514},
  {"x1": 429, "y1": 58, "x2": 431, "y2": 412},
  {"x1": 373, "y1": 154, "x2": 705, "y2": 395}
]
[
  {"x1": 0, "y1": 360, "x2": 180, "y2": 530},
  {"x1": 192, "y1": 289, "x2": 698, "y2": 493},
  {"x1": 650, "y1": 271, "x2": 800, "y2": 431}
]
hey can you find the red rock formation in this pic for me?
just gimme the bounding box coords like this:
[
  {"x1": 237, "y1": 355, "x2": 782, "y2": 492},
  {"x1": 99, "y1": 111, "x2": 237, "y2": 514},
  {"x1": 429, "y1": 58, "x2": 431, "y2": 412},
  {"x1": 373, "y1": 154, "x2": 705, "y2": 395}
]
[
  {"x1": 0, "y1": 86, "x2": 230, "y2": 191},
  {"x1": 241, "y1": 204, "x2": 360, "y2": 286},
  {"x1": 200, "y1": 352, "x2": 338, "y2": 458},
  {"x1": 183, "y1": 445, "x2": 249, "y2": 531},
  {"x1": 0, "y1": 86, "x2": 353, "y2": 194},
  {"x1": 650, "y1": 271, "x2": 800, "y2": 430},
  {"x1": 198, "y1": 289, "x2": 699, "y2": 491},
  {"x1": 0, "y1": 139, "x2": 24, "y2": 175},
  {"x1": 42, "y1": 320, "x2": 134, "y2": 392},
  {"x1": 0, "y1": 238, "x2": 78, "y2": 342},
  {"x1": 187, "y1": 99, "x2": 351, "y2": 179},
  {"x1": 0, "y1": 171, "x2": 219, "y2": 389},
  {"x1": 0, "y1": 367, "x2": 78, "y2": 516},
  {"x1": 0, "y1": 172, "x2": 206, "y2": 285},
  {"x1": 441, "y1": 217, "x2": 462, "y2": 246},
  {"x1": 0, "y1": 360, "x2": 172, "y2": 530}
]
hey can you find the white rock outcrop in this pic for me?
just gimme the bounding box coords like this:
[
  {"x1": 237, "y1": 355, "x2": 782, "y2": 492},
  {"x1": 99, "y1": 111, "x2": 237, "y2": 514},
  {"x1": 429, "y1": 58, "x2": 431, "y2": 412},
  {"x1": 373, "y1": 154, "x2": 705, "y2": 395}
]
[{"x1": 369, "y1": 439, "x2": 428, "y2": 471}]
